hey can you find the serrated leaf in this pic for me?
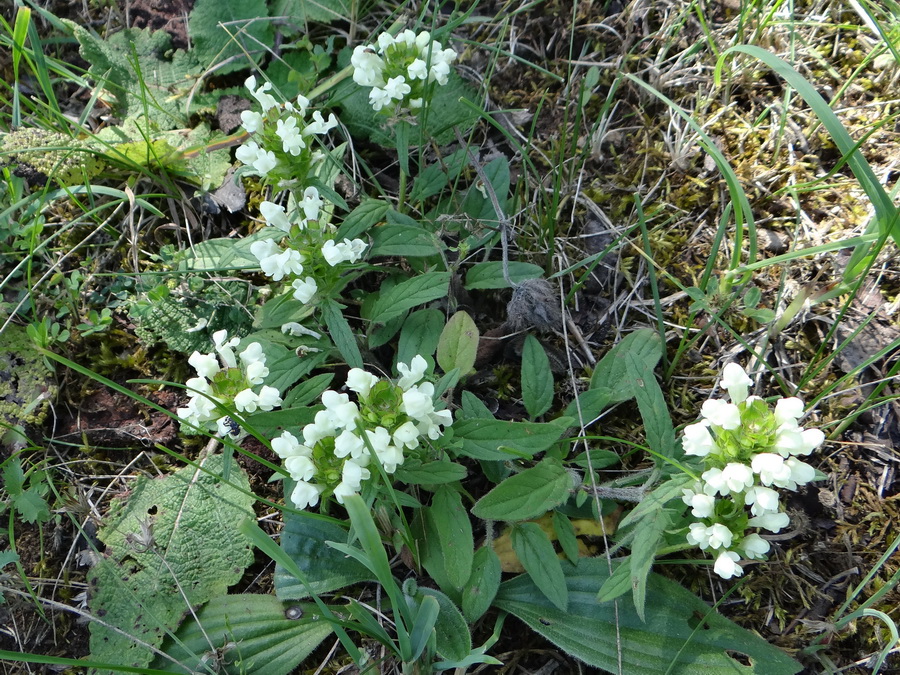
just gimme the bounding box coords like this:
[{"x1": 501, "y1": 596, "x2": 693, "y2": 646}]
[
  {"x1": 151, "y1": 595, "x2": 333, "y2": 675},
  {"x1": 511, "y1": 522, "x2": 568, "y2": 611},
  {"x1": 471, "y1": 458, "x2": 572, "y2": 521},
  {"x1": 464, "y1": 261, "x2": 545, "y2": 290},
  {"x1": 322, "y1": 299, "x2": 362, "y2": 369},
  {"x1": 274, "y1": 510, "x2": 372, "y2": 600},
  {"x1": 2, "y1": 459, "x2": 25, "y2": 496},
  {"x1": 436, "y1": 311, "x2": 479, "y2": 375},
  {"x1": 369, "y1": 272, "x2": 451, "y2": 325},
  {"x1": 417, "y1": 587, "x2": 472, "y2": 662},
  {"x1": 13, "y1": 489, "x2": 49, "y2": 524},
  {"x1": 496, "y1": 557, "x2": 802, "y2": 674},
  {"x1": 521, "y1": 335, "x2": 553, "y2": 417},
  {"x1": 88, "y1": 454, "x2": 255, "y2": 673},
  {"x1": 397, "y1": 309, "x2": 444, "y2": 366},
  {"x1": 430, "y1": 487, "x2": 474, "y2": 589},
  {"x1": 453, "y1": 418, "x2": 570, "y2": 460},
  {"x1": 370, "y1": 224, "x2": 440, "y2": 257},
  {"x1": 271, "y1": 0, "x2": 349, "y2": 26},
  {"x1": 461, "y1": 546, "x2": 501, "y2": 623},
  {"x1": 0, "y1": 550, "x2": 19, "y2": 568}
]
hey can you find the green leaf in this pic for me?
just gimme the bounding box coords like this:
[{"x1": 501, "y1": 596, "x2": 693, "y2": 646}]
[
  {"x1": 496, "y1": 558, "x2": 802, "y2": 674},
  {"x1": 13, "y1": 489, "x2": 50, "y2": 524},
  {"x1": 460, "y1": 157, "x2": 509, "y2": 223},
  {"x1": 409, "y1": 147, "x2": 467, "y2": 202},
  {"x1": 283, "y1": 373, "x2": 333, "y2": 408},
  {"x1": 188, "y1": 0, "x2": 272, "y2": 74},
  {"x1": 88, "y1": 454, "x2": 255, "y2": 672},
  {"x1": 453, "y1": 418, "x2": 570, "y2": 461},
  {"x1": 511, "y1": 523, "x2": 568, "y2": 611},
  {"x1": 414, "y1": 510, "x2": 461, "y2": 601},
  {"x1": 589, "y1": 328, "x2": 663, "y2": 395},
  {"x1": 461, "y1": 546, "x2": 501, "y2": 623},
  {"x1": 394, "y1": 459, "x2": 467, "y2": 486},
  {"x1": 370, "y1": 224, "x2": 440, "y2": 258},
  {"x1": 322, "y1": 299, "x2": 362, "y2": 369},
  {"x1": 629, "y1": 509, "x2": 669, "y2": 621},
  {"x1": 336, "y1": 198, "x2": 389, "y2": 240},
  {"x1": 151, "y1": 594, "x2": 333, "y2": 675},
  {"x1": 369, "y1": 272, "x2": 451, "y2": 326},
  {"x1": 521, "y1": 335, "x2": 554, "y2": 417},
  {"x1": 430, "y1": 487, "x2": 474, "y2": 589},
  {"x1": 274, "y1": 512, "x2": 372, "y2": 600},
  {"x1": 471, "y1": 458, "x2": 572, "y2": 521},
  {"x1": 397, "y1": 309, "x2": 444, "y2": 366},
  {"x1": 570, "y1": 448, "x2": 621, "y2": 470},
  {"x1": 417, "y1": 587, "x2": 472, "y2": 662},
  {"x1": 271, "y1": 0, "x2": 348, "y2": 23},
  {"x1": 436, "y1": 311, "x2": 479, "y2": 375},
  {"x1": 552, "y1": 511, "x2": 579, "y2": 565},
  {"x1": 464, "y1": 261, "x2": 544, "y2": 290},
  {"x1": 0, "y1": 550, "x2": 19, "y2": 569},
  {"x1": 595, "y1": 557, "x2": 632, "y2": 604},
  {"x1": 625, "y1": 351, "x2": 676, "y2": 462},
  {"x1": 2, "y1": 458, "x2": 25, "y2": 496},
  {"x1": 409, "y1": 594, "x2": 440, "y2": 662}
]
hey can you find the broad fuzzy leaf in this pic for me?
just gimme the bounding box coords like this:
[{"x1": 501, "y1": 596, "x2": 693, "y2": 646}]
[
  {"x1": 437, "y1": 311, "x2": 479, "y2": 375},
  {"x1": 471, "y1": 458, "x2": 572, "y2": 521},
  {"x1": 430, "y1": 487, "x2": 474, "y2": 588},
  {"x1": 369, "y1": 272, "x2": 451, "y2": 326},
  {"x1": 495, "y1": 558, "x2": 802, "y2": 674},
  {"x1": 453, "y1": 418, "x2": 571, "y2": 461},
  {"x1": 464, "y1": 261, "x2": 544, "y2": 290},
  {"x1": 521, "y1": 335, "x2": 554, "y2": 417},
  {"x1": 511, "y1": 523, "x2": 568, "y2": 611}
]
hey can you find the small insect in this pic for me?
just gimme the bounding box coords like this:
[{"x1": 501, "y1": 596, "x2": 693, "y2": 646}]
[
  {"x1": 539, "y1": 617, "x2": 552, "y2": 626},
  {"x1": 224, "y1": 417, "x2": 241, "y2": 436}
]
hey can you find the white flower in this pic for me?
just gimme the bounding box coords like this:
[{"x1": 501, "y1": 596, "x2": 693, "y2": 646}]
[
  {"x1": 397, "y1": 355, "x2": 428, "y2": 390},
  {"x1": 403, "y1": 383, "x2": 435, "y2": 420},
  {"x1": 706, "y1": 523, "x2": 734, "y2": 550},
  {"x1": 701, "y1": 399, "x2": 741, "y2": 430},
  {"x1": 351, "y1": 45, "x2": 385, "y2": 86},
  {"x1": 259, "y1": 201, "x2": 293, "y2": 232},
  {"x1": 239, "y1": 342, "x2": 265, "y2": 367},
  {"x1": 276, "y1": 116, "x2": 306, "y2": 155},
  {"x1": 253, "y1": 243, "x2": 305, "y2": 281},
  {"x1": 407, "y1": 59, "x2": 428, "y2": 80},
  {"x1": 244, "y1": 360, "x2": 269, "y2": 385},
  {"x1": 185, "y1": 376, "x2": 211, "y2": 396},
  {"x1": 700, "y1": 468, "x2": 725, "y2": 496},
  {"x1": 291, "y1": 277, "x2": 317, "y2": 304},
  {"x1": 303, "y1": 411, "x2": 336, "y2": 445},
  {"x1": 682, "y1": 421, "x2": 715, "y2": 457},
  {"x1": 346, "y1": 368, "x2": 379, "y2": 397},
  {"x1": 748, "y1": 511, "x2": 790, "y2": 533},
  {"x1": 751, "y1": 453, "x2": 792, "y2": 487},
  {"x1": 250, "y1": 237, "x2": 281, "y2": 262},
  {"x1": 281, "y1": 322, "x2": 321, "y2": 338},
  {"x1": 285, "y1": 455, "x2": 316, "y2": 482},
  {"x1": 321, "y1": 240, "x2": 346, "y2": 266},
  {"x1": 713, "y1": 551, "x2": 743, "y2": 579},
  {"x1": 294, "y1": 94, "x2": 310, "y2": 116},
  {"x1": 235, "y1": 141, "x2": 277, "y2": 175},
  {"x1": 744, "y1": 485, "x2": 780, "y2": 516},
  {"x1": 188, "y1": 351, "x2": 220, "y2": 379},
  {"x1": 785, "y1": 458, "x2": 816, "y2": 487},
  {"x1": 392, "y1": 421, "x2": 420, "y2": 450},
  {"x1": 256, "y1": 385, "x2": 282, "y2": 411},
  {"x1": 291, "y1": 480, "x2": 324, "y2": 510},
  {"x1": 334, "y1": 429, "x2": 366, "y2": 459},
  {"x1": 240, "y1": 110, "x2": 264, "y2": 134},
  {"x1": 213, "y1": 330, "x2": 240, "y2": 369},
  {"x1": 377, "y1": 442, "x2": 405, "y2": 473},
  {"x1": 417, "y1": 408, "x2": 452, "y2": 440},
  {"x1": 369, "y1": 87, "x2": 392, "y2": 112},
  {"x1": 740, "y1": 534, "x2": 770, "y2": 560},
  {"x1": 774, "y1": 397, "x2": 805, "y2": 426},
  {"x1": 722, "y1": 363, "x2": 753, "y2": 404},
  {"x1": 687, "y1": 523, "x2": 711, "y2": 548},
  {"x1": 682, "y1": 490, "x2": 716, "y2": 519},
  {"x1": 303, "y1": 111, "x2": 338, "y2": 136},
  {"x1": 720, "y1": 463, "x2": 755, "y2": 494},
  {"x1": 272, "y1": 431, "x2": 308, "y2": 459},
  {"x1": 376, "y1": 32, "x2": 395, "y2": 51},
  {"x1": 365, "y1": 427, "x2": 392, "y2": 454},
  {"x1": 234, "y1": 389, "x2": 260, "y2": 413},
  {"x1": 333, "y1": 459, "x2": 371, "y2": 504},
  {"x1": 245, "y1": 75, "x2": 278, "y2": 111},
  {"x1": 300, "y1": 186, "x2": 323, "y2": 222},
  {"x1": 384, "y1": 75, "x2": 411, "y2": 100}
]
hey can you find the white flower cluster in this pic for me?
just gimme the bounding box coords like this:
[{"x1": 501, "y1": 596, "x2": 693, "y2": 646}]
[
  {"x1": 272, "y1": 356, "x2": 452, "y2": 510},
  {"x1": 177, "y1": 330, "x2": 282, "y2": 436},
  {"x1": 236, "y1": 75, "x2": 338, "y2": 178},
  {"x1": 351, "y1": 29, "x2": 457, "y2": 114},
  {"x1": 248, "y1": 186, "x2": 367, "y2": 305},
  {"x1": 680, "y1": 363, "x2": 824, "y2": 579}
]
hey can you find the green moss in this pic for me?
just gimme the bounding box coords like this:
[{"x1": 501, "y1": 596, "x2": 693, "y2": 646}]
[
  {"x1": 0, "y1": 325, "x2": 57, "y2": 447},
  {"x1": 0, "y1": 128, "x2": 105, "y2": 187}
]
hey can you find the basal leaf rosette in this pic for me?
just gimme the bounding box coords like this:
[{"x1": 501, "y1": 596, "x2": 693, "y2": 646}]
[
  {"x1": 351, "y1": 29, "x2": 457, "y2": 116},
  {"x1": 272, "y1": 356, "x2": 452, "y2": 510},
  {"x1": 680, "y1": 364, "x2": 825, "y2": 579},
  {"x1": 177, "y1": 329, "x2": 283, "y2": 436}
]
